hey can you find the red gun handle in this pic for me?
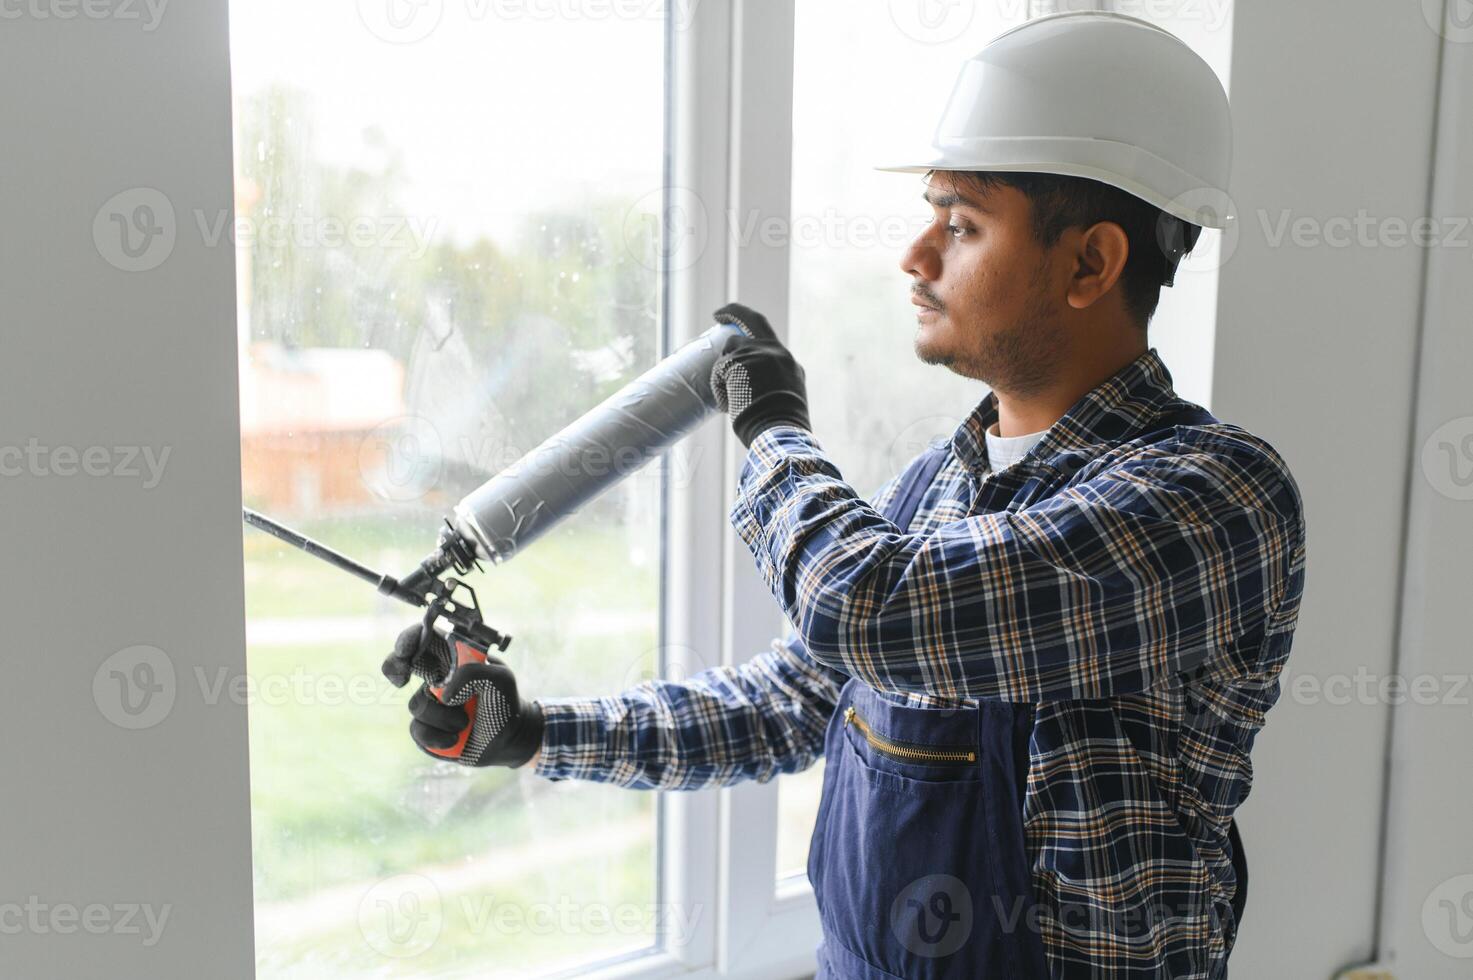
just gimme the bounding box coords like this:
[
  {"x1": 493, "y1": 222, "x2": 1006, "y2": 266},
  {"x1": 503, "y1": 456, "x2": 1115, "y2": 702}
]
[{"x1": 424, "y1": 633, "x2": 491, "y2": 761}]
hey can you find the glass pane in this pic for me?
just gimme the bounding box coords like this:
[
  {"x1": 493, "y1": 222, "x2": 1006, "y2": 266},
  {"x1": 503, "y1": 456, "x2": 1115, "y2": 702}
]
[
  {"x1": 230, "y1": 5, "x2": 666, "y2": 977},
  {"x1": 776, "y1": 760, "x2": 824, "y2": 882},
  {"x1": 777, "y1": 0, "x2": 1030, "y2": 884}
]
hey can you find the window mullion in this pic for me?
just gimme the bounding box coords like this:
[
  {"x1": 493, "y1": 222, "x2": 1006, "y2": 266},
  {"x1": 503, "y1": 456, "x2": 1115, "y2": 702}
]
[
  {"x1": 716, "y1": 1, "x2": 812, "y2": 977},
  {"x1": 660, "y1": 0, "x2": 736, "y2": 971}
]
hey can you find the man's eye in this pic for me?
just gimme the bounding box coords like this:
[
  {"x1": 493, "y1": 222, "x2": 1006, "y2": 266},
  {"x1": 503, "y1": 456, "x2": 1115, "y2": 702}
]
[{"x1": 947, "y1": 222, "x2": 971, "y2": 239}]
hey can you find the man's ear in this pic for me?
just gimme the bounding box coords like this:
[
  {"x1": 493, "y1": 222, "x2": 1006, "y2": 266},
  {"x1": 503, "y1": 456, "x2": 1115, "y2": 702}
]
[{"x1": 1065, "y1": 221, "x2": 1130, "y2": 311}]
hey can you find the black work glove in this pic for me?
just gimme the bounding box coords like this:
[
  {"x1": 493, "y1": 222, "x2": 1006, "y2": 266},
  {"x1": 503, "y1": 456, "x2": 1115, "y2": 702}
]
[
  {"x1": 709, "y1": 302, "x2": 811, "y2": 448},
  {"x1": 382, "y1": 623, "x2": 544, "y2": 768}
]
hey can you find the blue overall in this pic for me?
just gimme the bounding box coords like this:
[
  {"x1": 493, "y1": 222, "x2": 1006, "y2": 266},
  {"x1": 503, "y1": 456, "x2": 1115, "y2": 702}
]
[
  {"x1": 807, "y1": 445, "x2": 1053, "y2": 979},
  {"x1": 806, "y1": 405, "x2": 1251, "y2": 977}
]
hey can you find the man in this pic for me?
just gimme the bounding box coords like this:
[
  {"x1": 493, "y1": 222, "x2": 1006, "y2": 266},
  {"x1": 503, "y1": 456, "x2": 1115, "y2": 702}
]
[{"x1": 383, "y1": 12, "x2": 1307, "y2": 978}]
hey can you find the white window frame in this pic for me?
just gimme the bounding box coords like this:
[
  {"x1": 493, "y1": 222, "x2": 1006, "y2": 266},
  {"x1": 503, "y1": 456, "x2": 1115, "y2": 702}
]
[
  {"x1": 579, "y1": 2, "x2": 816, "y2": 977},
  {"x1": 713, "y1": 3, "x2": 825, "y2": 978},
  {"x1": 234, "y1": 2, "x2": 1224, "y2": 977}
]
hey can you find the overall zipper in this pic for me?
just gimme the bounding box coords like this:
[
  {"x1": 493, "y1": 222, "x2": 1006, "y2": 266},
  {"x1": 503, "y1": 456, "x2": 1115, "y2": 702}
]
[{"x1": 844, "y1": 705, "x2": 977, "y2": 764}]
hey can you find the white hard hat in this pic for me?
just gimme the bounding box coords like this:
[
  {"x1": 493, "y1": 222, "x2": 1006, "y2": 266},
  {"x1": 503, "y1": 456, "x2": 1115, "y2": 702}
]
[{"x1": 878, "y1": 11, "x2": 1234, "y2": 230}]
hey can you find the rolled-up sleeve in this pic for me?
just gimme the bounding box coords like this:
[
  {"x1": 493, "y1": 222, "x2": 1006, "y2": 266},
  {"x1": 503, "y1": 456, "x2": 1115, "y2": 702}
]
[{"x1": 729, "y1": 425, "x2": 1304, "y2": 702}]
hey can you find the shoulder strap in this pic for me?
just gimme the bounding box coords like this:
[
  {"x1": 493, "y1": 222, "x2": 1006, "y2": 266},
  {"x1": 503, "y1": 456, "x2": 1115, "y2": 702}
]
[{"x1": 883, "y1": 444, "x2": 950, "y2": 533}]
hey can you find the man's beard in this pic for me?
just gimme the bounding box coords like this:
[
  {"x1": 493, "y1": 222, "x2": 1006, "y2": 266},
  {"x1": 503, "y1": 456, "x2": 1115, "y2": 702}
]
[{"x1": 915, "y1": 266, "x2": 1066, "y2": 397}]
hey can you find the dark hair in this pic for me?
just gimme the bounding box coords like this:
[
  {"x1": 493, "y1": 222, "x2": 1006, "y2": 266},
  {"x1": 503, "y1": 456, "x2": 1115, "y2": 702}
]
[{"x1": 940, "y1": 170, "x2": 1200, "y2": 328}]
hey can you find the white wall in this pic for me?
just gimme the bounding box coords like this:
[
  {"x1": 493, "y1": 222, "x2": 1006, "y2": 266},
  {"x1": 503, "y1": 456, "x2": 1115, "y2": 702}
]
[
  {"x1": 0, "y1": 3, "x2": 256, "y2": 978},
  {"x1": 1212, "y1": 1, "x2": 1450, "y2": 977},
  {"x1": 1376, "y1": 7, "x2": 1473, "y2": 975}
]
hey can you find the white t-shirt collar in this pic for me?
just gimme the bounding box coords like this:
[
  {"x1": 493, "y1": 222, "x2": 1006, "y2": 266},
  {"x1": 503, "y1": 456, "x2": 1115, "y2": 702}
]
[{"x1": 984, "y1": 423, "x2": 1048, "y2": 473}]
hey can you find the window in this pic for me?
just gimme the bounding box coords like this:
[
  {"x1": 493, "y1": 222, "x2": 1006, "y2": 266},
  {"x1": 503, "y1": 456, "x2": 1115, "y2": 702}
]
[
  {"x1": 228, "y1": 3, "x2": 1234, "y2": 975},
  {"x1": 231, "y1": 4, "x2": 668, "y2": 976}
]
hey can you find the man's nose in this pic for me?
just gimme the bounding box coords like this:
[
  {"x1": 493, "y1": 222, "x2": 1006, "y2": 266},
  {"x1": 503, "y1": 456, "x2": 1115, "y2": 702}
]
[{"x1": 900, "y1": 235, "x2": 941, "y2": 282}]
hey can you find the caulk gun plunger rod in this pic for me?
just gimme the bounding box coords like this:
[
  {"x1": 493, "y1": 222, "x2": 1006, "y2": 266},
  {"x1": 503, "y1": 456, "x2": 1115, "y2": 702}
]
[{"x1": 242, "y1": 508, "x2": 425, "y2": 608}]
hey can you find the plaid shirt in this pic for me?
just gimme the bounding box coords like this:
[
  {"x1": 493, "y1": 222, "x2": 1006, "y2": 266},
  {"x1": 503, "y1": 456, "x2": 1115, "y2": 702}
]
[{"x1": 536, "y1": 348, "x2": 1307, "y2": 979}]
